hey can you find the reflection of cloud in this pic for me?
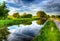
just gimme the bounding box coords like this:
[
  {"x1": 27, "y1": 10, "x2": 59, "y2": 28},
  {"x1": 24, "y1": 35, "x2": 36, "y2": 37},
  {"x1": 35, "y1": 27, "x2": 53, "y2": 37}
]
[
  {"x1": 8, "y1": 21, "x2": 43, "y2": 41},
  {"x1": 4, "y1": 0, "x2": 60, "y2": 15}
]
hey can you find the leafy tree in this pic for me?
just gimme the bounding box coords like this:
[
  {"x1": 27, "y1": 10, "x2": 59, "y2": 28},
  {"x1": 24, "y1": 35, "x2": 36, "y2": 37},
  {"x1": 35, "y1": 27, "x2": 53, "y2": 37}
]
[
  {"x1": 26, "y1": 14, "x2": 32, "y2": 18},
  {"x1": 36, "y1": 11, "x2": 48, "y2": 24},
  {"x1": 51, "y1": 15, "x2": 55, "y2": 18},
  {"x1": 21, "y1": 13, "x2": 32, "y2": 18},
  {"x1": 47, "y1": 15, "x2": 50, "y2": 18},
  {"x1": 0, "y1": 1, "x2": 9, "y2": 19},
  {"x1": 21, "y1": 13, "x2": 27, "y2": 18},
  {"x1": 36, "y1": 11, "x2": 47, "y2": 18},
  {"x1": 13, "y1": 12, "x2": 20, "y2": 18},
  {"x1": 56, "y1": 15, "x2": 60, "y2": 18}
]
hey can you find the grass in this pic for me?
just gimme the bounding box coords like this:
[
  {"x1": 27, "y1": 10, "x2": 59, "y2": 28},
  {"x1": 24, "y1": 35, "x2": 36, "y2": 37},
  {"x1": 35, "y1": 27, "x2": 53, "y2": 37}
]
[
  {"x1": 0, "y1": 18, "x2": 37, "y2": 28},
  {"x1": 0, "y1": 20, "x2": 14, "y2": 28},
  {"x1": 32, "y1": 20, "x2": 60, "y2": 41}
]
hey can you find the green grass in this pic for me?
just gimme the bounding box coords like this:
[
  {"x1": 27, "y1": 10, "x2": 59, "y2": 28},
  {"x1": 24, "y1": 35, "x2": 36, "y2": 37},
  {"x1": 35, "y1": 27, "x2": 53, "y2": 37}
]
[
  {"x1": 32, "y1": 20, "x2": 60, "y2": 41},
  {"x1": 0, "y1": 18, "x2": 37, "y2": 28},
  {"x1": 0, "y1": 20, "x2": 14, "y2": 28}
]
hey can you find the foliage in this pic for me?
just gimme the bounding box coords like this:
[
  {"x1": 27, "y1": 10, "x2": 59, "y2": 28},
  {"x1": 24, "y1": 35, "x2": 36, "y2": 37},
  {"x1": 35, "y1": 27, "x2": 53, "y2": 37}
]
[
  {"x1": 21, "y1": 13, "x2": 32, "y2": 18},
  {"x1": 27, "y1": 14, "x2": 32, "y2": 18},
  {"x1": 56, "y1": 15, "x2": 60, "y2": 18},
  {"x1": 47, "y1": 15, "x2": 50, "y2": 18},
  {"x1": 0, "y1": 1, "x2": 9, "y2": 19},
  {"x1": 13, "y1": 12, "x2": 20, "y2": 18},
  {"x1": 36, "y1": 11, "x2": 47, "y2": 18},
  {"x1": 36, "y1": 19, "x2": 46, "y2": 25},
  {"x1": 51, "y1": 15, "x2": 56, "y2": 18},
  {"x1": 0, "y1": 27, "x2": 9, "y2": 41}
]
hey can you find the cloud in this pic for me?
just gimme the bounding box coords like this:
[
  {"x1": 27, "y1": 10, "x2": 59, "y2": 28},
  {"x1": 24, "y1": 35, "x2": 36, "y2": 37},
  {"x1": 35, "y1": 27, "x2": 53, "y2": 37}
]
[
  {"x1": 40, "y1": 0, "x2": 60, "y2": 14},
  {"x1": 5, "y1": 0, "x2": 60, "y2": 15}
]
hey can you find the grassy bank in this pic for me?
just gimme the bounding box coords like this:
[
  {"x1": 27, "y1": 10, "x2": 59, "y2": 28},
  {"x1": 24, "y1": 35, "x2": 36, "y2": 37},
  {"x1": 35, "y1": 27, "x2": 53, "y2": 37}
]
[
  {"x1": 32, "y1": 20, "x2": 60, "y2": 41},
  {"x1": 0, "y1": 18, "x2": 37, "y2": 28}
]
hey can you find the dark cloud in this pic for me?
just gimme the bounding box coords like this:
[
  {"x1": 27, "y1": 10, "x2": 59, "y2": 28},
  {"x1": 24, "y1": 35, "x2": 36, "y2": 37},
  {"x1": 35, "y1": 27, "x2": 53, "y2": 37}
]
[
  {"x1": 21, "y1": 0, "x2": 44, "y2": 4},
  {"x1": 41, "y1": 0, "x2": 60, "y2": 15},
  {"x1": 22, "y1": 0, "x2": 35, "y2": 3}
]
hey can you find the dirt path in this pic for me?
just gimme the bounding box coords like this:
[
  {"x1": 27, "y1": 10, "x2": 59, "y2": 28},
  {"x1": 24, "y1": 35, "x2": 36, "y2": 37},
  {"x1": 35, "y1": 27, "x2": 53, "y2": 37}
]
[{"x1": 53, "y1": 20, "x2": 60, "y2": 31}]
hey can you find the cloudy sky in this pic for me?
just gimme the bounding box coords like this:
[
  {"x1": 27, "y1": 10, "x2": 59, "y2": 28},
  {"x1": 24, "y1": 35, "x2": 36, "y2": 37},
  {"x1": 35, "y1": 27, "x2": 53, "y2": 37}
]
[{"x1": 0, "y1": 0, "x2": 60, "y2": 15}]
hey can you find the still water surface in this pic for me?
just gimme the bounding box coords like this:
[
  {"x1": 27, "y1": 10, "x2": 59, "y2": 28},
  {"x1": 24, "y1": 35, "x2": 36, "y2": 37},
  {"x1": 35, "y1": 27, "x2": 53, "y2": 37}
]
[{"x1": 7, "y1": 21, "x2": 43, "y2": 41}]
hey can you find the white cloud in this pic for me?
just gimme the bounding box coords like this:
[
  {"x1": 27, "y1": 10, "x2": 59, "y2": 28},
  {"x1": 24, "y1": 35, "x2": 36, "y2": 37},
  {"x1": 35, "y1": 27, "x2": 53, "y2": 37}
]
[{"x1": 8, "y1": 7, "x2": 18, "y2": 15}]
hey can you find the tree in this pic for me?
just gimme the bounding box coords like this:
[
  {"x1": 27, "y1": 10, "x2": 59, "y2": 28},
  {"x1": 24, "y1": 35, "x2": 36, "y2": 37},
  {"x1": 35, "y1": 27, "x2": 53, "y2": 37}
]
[
  {"x1": 56, "y1": 15, "x2": 60, "y2": 18},
  {"x1": 26, "y1": 14, "x2": 32, "y2": 18},
  {"x1": 36, "y1": 11, "x2": 47, "y2": 18},
  {"x1": 0, "y1": 1, "x2": 9, "y2": 19},
  {"x1": 36, "y1": 11, "x2": 48, "y2": 23},
  {"x1": 13, "y1": 12, "x2": 20, "y2": 18},
  {"x1": 21, "y1": 13, "x2": 32, "y2": 18},
  {"x1": 47, "y1": 15, "x2": 50, "y2": 18},
  {"x1": 51, "y1": 15, "x2": 55, "y2": 18},
  {"x1": 21, "y1": 13, "x2": 27, "y2": 18}
]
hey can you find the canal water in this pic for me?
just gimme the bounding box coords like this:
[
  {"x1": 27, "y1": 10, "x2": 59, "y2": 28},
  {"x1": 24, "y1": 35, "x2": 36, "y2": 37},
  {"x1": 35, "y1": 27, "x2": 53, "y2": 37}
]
[{"x1": 7, "y1": 21, "x2": 44, "y2": 41}]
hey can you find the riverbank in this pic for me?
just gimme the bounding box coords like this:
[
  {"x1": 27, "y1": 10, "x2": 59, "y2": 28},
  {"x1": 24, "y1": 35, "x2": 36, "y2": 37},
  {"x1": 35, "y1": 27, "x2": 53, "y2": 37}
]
[
  {"x1": 0, "y1": 18, "x2": 37, "y2": 41},
  {"x1": 32, "y1": 20, "x2": 60, "y2": 41},
  {"x1": 0, "y1": 18, "x2": 37, "y2": 28}
]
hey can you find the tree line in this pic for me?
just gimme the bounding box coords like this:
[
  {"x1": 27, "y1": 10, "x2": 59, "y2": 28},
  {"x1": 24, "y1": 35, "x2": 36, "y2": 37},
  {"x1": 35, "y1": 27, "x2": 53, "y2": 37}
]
[
  {"x1": 0, "y1": 2, "x2": 49, "y2": 20},
  {"x1": 0, "y1": 1, "x2": 60, "y2": 20}
]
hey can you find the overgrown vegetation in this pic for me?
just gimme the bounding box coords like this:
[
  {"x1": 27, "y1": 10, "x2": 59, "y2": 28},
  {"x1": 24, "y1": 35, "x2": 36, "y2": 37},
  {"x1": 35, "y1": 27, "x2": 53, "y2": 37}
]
[{"x1": 0, "y1": 1, "x2": 9, "y2": 19}]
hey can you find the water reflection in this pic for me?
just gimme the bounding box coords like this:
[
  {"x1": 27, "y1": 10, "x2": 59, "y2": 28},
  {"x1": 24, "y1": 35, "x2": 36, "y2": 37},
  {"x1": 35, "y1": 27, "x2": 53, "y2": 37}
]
[
  {"x1": 7, "y1": 21, "x2": 43, "y2": 41},
  {"x1": 36, "y1": 20, "x2": 46, "y2": 25},
  {"x1": 0, "y1": 27, "x2": 9, "y2": 41},
  {"x1": 22, "y1": 21, "x2": 32, "y2": 25}
]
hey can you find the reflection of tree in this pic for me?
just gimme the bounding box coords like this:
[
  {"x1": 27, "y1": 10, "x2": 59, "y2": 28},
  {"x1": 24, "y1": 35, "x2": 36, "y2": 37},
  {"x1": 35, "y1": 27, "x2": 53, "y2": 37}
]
[
  {"x1": 0, "y1": 27, "x2": 9, "y2": 41},
  {"x1": 23, "y1": 21, "x2": 32, "y2": 25},
  {"x1": 36, "y1": 19, "x2": 46, "y2": 25}
]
